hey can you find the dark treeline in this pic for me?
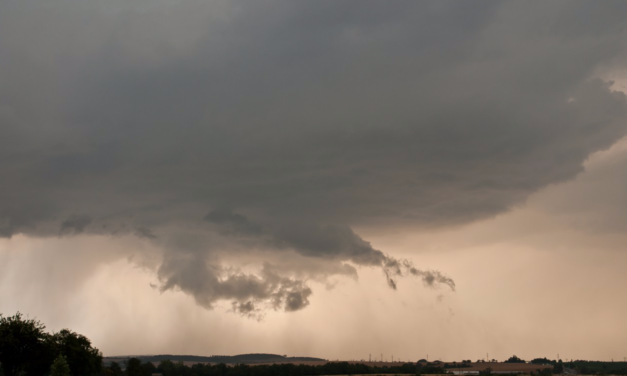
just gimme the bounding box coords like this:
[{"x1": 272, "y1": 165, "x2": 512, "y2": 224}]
[
  {"x1": 443, "y1": 360, "x2": 472, "y2": 369},
  {"x1": 0, "y1": 313, "x2": 102, "y2": 376},
  {"x1": 105, "y1": 360, "x2": 448, "y2": 376},
  {"x1": 528, "y1": 358, "x2": 627, "y2": 375},
  {"x1": 505, "y1": 356, "x2": 526, "y2": 364},
  {"x1": 562, "y1": 361, "x2": 627, "y2": 375}
]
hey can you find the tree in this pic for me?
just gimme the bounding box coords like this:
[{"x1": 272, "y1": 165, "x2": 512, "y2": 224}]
[
  {"x1": 126, "y1": 358, "x2": 142, "y2": 376},
  {"x1": 416, "y1": 361, "x2": 423, "y2": 376},
  {"x1": 531, "y1": 358, "x2": 555, "y2": 365},
  {"x1": 540, "y1": 367, "x2": 554, "y2": 376},
  {"x1": 51, "y1": 329, "x2": 102, "y2": 376},
  {"x1": 157, "y1": 360, "x2": 175, "y2": 376},
  {"x1": 554, "y1": 360, "x2": 564, "y2": 374},
  {"x1": 104, "y1": 362, "x2": 123, "y2": 376},
  {"x1": 505, "y1": 355, "x2": 526, "y2": 364},
  {"x1": 50, "y1": 355, "x2": 71, "y2": 376},
  {"x1": 139, "y1": 361, "x2": 156, "y2": 376},
  {"x1": 0, "y1": 312, "x2": 53, "y2": 376},
  {"x1": 480, "y1": 367, "x2": 493, "y2": 375}
]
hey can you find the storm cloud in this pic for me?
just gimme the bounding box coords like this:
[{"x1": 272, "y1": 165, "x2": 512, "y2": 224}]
[
  {"x1": 1, "y1": 1, "x2": 627, "y2": 313},
  {"x1": 158, "y1": 257, "x2": 312, "y2": 317}
]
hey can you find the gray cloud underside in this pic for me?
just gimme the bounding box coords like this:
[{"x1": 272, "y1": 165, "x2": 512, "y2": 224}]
[
  {"x1": 1, "y1": 1, "x2": 626, "y2": 313},
  {"x1": 194, "y1": 209, "x2": 455, "y2": 311},
  {"x1": 158, "y1": 259, "x2": 313, "y2": 316}
]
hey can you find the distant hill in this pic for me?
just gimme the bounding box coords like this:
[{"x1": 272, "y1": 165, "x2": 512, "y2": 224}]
[{"x1": 105, "y1": 353, "x2": 326, "y2": 365}]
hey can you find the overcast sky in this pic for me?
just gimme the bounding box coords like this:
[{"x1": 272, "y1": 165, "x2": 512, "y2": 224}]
[{"x1": 1, "y1": 0, "x2": 627, "y2": 362}]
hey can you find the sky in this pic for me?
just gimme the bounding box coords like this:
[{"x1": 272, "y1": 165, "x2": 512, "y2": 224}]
[{"x1": 1, "y1": 0, "x2": 627, "y2": 362}]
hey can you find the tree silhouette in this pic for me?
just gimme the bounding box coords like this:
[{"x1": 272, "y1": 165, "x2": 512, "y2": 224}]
[
  {"x1": 0, "y1": 312, "x2": 52, "y2": 376},
  {"x1": 51, "y1": 329, "x2": 102, "y2": 376},
  {"x1": 50, "y1": 355, "x2": 71, "y2": 376},
  {"x1": 126, "y1": 358, "x2": 142, "y2": 376},
  {"x1": 0, "y1": 312, "x2": 101, "y2": 376}
]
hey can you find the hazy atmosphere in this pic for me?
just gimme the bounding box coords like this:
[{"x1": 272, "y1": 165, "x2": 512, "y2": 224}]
[{"x1": 1, "y1": 0, "x2": 627, "y2": 362}]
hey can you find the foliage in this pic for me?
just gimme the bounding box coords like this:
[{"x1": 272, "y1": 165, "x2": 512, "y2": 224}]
[
  {"x1": 50, "y1": 355, "x2": 72, "y2": 376},
  {"x1": 553, "y1": 360, "x2": 563, "y2": 374},
  {"x1": 566, "y1": 360, "x2": 627, "y2": 375},
  {"x1": 0, "y1": 312, "x2": 54, "y2": 376},
  {"x1": 140, "y1": 361, "x2": 157, "y2": 376},
  {"x1": 111, "y1": 358, "x2": 158, "y2": 376},
  {"x1": 539, "y1": 368, "x2": 553, "y2": 376},
  {"x1": 0, "y1": 312, "x2": 102, "y2": 376},
  {"x1": 444, "y1": 361, "x2": 471, "y2": 369},
  {"x1": 126, "y1": 358, "x2": 143, "y2": 376},
  {"x1": 505, "y1": 355, "x2": 526, "y2": 364},
  {"x1": 51, "y1": 329, "x2": 103, "y2": 376},
  {"x1": 479, "y1": 367, "x2": 492, "y2": 375},
  {"x1": 531, "y1": 358, "x2": 556, "y2": 365},
  {"x1": 103, "y1": 362, "x2": 124, "y2": 376}
]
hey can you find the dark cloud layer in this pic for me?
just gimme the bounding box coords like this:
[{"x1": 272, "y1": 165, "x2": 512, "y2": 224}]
[
  {"x1": 1, "y1": 0, "x2": 627, "y2": 313},
  {"x1": 59, "y1": 215, "x2": 92, "y2": 235}
]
